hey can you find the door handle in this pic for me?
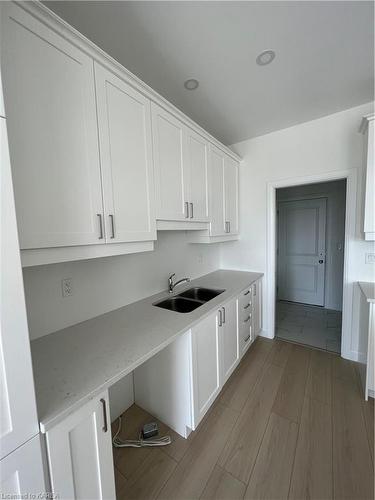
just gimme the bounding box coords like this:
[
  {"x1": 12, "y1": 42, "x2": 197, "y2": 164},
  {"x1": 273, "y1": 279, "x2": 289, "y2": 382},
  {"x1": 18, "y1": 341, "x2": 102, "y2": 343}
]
[
  {"x1": 100, "y1": 398, "x2": 108, "y2": 433},
  {"x1": 319, "y1": 260, "x2": 324, "y2": 264},
  {"x1": 109, "y1": 214, "x2": 115, "y2": 239},
  {"x1": 244, "y1": 303, "x2": 251, "y2": 309},
  {"x1": 222, "y1": 307, "x2": 226, "y2": 324},
  {"x1": 218, "y1": 309, "x2": 223, "y2": 327},
  {"x1": 97, "y1": 214, "x2": 104, "y2": 240},
  {"x1": 244, "y1": 335, "x2": 251, "y2": 343},
  {"x1": 244, "y1": 315, "x2": 251, "y2": 323},
  {"x1": 190, "y1": 203, "x2": 194, "y2": 219},
  {"x1": 185, "y1": 202, "x2": 189, "y2": 218}
]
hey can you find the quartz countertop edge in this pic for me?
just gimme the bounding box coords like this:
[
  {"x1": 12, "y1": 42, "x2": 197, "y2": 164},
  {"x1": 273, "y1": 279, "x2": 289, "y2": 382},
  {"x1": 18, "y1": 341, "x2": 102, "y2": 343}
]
[
  {"x1": 358, "y1": 281, "x2": 375, "y2": 303},
  {"x1": 31, "y1": 269, "x2": 263, "y2": 432}
]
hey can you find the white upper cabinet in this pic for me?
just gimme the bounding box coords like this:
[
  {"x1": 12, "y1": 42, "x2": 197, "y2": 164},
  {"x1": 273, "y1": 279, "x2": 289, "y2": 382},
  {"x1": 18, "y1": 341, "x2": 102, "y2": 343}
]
[
  {"x1": 186, "y1": 129, "x2": 209, "y2": 221},
  {"x1": 224, "y1": 156, "x2": 239, "y2": 234},
  {"x1": 209, "y1": 145, "x2": 226, "y2": 236},
  {"x1": 95, "y1": 63, "x2": 156, "y2": 243},
  {"x1": 152, "y1": 103, "x2": 189, "y2": 220},
  {"x1": 1, "y1": 3, "x2": 104, "y2": 249},
  {"x1": 361, "y1": 114, "x2": 375, "y2": 240}
]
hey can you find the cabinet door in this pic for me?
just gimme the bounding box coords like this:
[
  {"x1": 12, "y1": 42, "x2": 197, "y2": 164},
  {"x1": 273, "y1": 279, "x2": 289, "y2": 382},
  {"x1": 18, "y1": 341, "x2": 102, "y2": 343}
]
[
  {"x1": 364, "y1": 119, "x2": 375, "y2": 239},
  {"x1": 1, "y1": 3, "x2": 104, "y2": 249},
  {"x1": 209, "y1": 145, "x2": 226, "y2": 236},
  {"x1": 187, "y1": 129, "x2": 209, "y2": 221},
  {"x1": 0, "y1": 435, "x2": 45, "y2": 496},
  {"x1": 46, "y1": 391, "x2": 116, "y2": 500},
  {"x1": 224, "y1": 156, "x2": 239, "y2": 234},
  {"x1": 191, "y1": 311, "x2": 220, "y2": 428},
  {"x1": 220, "y1": 298, "x2": 239, "y2": 384},
  {"x1": 95, "y1": 64, "x2": 156, "y2": 243},
  {"x1": 151, "y1": 103, "x2": 189, "y2": 220},
  {"x1": 238, "y1": 287, "x2": 253, "y2": 357},
  {"x1": 252, "y1": 280, "x2": 262, "y2": 338},
  {"x1": 1, "y1": 117, "x2": 39, "y2": 459}
]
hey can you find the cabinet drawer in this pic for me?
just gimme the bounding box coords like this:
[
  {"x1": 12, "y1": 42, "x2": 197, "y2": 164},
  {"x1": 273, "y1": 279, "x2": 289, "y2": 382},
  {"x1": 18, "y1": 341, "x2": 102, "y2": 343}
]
[{"x1": 239, "y1": 287, "x2": 251, "y2": 307}]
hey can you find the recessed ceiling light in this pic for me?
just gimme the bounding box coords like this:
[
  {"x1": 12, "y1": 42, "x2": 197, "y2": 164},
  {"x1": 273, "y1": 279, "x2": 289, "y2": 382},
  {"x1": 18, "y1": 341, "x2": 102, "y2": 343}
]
[
  {"x1": 256, "y1": 50, "x2": 276, "y2": 66},
  {"x1": 184, "y1": 78, "x2": 199, "y2": 90}
]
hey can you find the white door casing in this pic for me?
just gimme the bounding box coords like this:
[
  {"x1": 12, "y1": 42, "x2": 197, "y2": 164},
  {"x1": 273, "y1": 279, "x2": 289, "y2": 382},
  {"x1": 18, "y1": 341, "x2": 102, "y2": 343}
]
[
  {"x1": 278, "y1": 198, "x2": 327, "y2": 306},
  {"x1": 95, "y1": 63, "x2": 156, "y2": 243},
  {"x1": 1, "y1": 3, "x2": 104, "y2": 249}
]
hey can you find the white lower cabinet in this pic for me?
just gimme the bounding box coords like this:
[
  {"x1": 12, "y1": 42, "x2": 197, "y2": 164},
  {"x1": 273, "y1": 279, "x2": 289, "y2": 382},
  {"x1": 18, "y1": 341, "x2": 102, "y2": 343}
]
[
  {"x1": 219, "y1": 298, "x2": 239, "y2": 385},
  {"x1": 134, "y1": 287, "x2": 261, "y2": 437},
  {"x1": 238, "y1": 279, "x2": 262, "y2": 357},
  {"x1": 190, "y1": 310, "x2": 221, "y2": 428},
  {"x1": 46, "y1": 390, "x2": 116, "y2": 500},
  {"x1": 0, "y1": 435, "x2": 45, "y2": 496}
]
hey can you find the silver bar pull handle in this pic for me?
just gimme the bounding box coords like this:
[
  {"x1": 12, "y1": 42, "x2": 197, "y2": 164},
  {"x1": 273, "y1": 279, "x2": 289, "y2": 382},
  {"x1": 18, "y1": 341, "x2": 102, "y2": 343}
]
[
  {"x1": 185, "y1": 202, "x2": 189, "y2": 218},
  {"x1": 97, "y1": 214, "x2": 104, "y2": 240},
  {"x1": 109, "y1": 214, "x2": 115, "y2": 239},
  {"x1": 100, "y1": 398, "x2": 108, "y2": 433},
  {"x1": 190, "y1": 203, "x2": 194, "y2": 219},
  {"x1": 218, "y1": 309, "x2": 223, "y2": 327},
  {"x1": 244, "y1": 303, "x2": 251, "y2": 309},
  {"x1": 244, "y1": 290, "x2": 250, "y2": 296},
  {"x1": 222, "y1": 307, "x2": 226, "y2": 324},
  {"x1": 244, "y1": 334, "x2": 251, "y2": 343},
  {"x1": 244, "y1": 315, "x2": 251, "y2": 323}
]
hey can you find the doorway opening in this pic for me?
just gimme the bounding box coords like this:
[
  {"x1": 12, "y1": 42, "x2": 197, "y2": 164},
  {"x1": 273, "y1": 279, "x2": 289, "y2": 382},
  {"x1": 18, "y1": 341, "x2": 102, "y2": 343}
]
[{"x1": 275, "y1": 180, "x2": 346, "y2": 353}]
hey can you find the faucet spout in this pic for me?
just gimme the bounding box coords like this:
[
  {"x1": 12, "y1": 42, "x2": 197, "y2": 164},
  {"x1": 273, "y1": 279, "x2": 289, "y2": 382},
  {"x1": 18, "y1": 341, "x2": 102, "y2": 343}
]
[{"x1": 168, "y1": 274, "x2": 191, "y2": 293}]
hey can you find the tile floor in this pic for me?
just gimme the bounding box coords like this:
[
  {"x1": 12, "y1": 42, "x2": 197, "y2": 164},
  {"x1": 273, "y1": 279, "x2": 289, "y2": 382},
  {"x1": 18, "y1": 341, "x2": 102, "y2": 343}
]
[{"x1": 276, "y1": 300, "x2": 342, "y2": 353}]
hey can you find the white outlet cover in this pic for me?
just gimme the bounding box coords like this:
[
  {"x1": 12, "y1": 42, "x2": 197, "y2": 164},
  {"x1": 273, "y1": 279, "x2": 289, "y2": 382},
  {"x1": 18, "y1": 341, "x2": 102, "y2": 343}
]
[{"x1": 365, "y1": 253, "x2": 375, "y2": 264}]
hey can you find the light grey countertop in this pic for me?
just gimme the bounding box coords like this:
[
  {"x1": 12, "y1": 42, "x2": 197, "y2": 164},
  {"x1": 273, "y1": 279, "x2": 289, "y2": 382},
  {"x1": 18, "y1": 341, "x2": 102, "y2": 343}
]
[
  {"x1": 359, "y1": 282, "x2": 375, "y2": 303},
  {"x1": 31, "y1": 269, "x2": 263, "y2": 432}
]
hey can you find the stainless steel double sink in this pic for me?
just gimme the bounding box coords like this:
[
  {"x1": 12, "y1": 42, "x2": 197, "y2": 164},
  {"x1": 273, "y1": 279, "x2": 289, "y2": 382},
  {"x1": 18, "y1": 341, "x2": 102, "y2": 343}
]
[{"x1": 154, "y1": 287, "x2": 225, "y2": 313}]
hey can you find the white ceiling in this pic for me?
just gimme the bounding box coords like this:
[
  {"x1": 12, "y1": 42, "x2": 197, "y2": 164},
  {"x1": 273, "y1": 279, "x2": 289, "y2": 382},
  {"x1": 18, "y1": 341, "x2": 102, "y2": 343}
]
[{"x1": 43, "y1": 1, "x2": 374, "y2": 145}]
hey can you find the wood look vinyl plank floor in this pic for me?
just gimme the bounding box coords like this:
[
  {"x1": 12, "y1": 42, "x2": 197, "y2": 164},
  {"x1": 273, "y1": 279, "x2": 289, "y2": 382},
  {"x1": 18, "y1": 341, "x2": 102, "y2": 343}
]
[{"x1": 112, "y1": 338, "x2": 374, "y2": 500}]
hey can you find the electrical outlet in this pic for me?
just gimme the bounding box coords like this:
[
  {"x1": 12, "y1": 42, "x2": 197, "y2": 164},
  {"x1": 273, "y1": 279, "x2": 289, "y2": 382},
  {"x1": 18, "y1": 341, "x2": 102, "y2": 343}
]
[
  {"x1": 365, "y1": 253, "x2": 375, "y2": 264},
  {"x1": 62, "y1": 278, "x2": 73, "y2": 297}
]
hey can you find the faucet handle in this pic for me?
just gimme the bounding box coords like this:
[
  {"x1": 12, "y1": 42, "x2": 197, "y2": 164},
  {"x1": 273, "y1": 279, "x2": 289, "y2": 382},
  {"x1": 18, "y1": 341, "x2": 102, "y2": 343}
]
[{"x1": 168, "y1": 273, "x2": 176, "y2": 281}]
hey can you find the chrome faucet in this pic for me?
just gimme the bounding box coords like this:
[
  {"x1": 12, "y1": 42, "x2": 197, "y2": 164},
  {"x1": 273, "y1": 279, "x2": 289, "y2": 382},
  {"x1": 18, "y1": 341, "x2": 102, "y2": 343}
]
[{"x1": 168, "y1": 273, "x2": 191, "y2": 293}]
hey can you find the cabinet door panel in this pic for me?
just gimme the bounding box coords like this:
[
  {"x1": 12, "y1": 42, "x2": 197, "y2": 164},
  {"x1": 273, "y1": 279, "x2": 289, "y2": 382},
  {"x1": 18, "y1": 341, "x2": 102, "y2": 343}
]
[
  {"x1": 152, "y1": 103, "x2": 188, "y2": 220},
  {"x1": 0, "y1": 435, "x2": 45, "y2": 495},
  {"x1": 1, "y1": 4, "x2": 104, "y2": 249},
  {"x1": 187, "y1": 130, "x2": 209, "y2": 221},
  {"x1": 252, "y1": 280, "x2": 262, "y2": 338},
  {"x1": 1, "y1": 118, "x2": 39, "y2": 459},
  {"x1": 191, "y1": 311, "x2": 220, "y2": 428},
  {"x1": 209, "y1": 146, "x2": 226, "y2": 236},
  {"x1": 95, "y1": 64, "x2": 156, "y2": 243},
  {"x1": 220, "y1": 299, "x2": 239, "y2": 384},
  {"x1": 224, "y1": 156, "x2": 239, "y2": 234},
  {"x1": 46, "y1": 391, "x2": 115, "y2": 500}
]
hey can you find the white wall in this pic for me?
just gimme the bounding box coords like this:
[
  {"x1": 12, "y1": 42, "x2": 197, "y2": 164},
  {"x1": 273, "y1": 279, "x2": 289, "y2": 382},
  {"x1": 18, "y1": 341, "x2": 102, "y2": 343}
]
[
  {"x1": 23, "y1": 231, "x2": 221, "y2": 340},
  {"x1": 276, "y1": 180, "x2": 346, "y2": 311},
  {"x1": 221, "y1": 102, "x2": 375, "y2": 360}
]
